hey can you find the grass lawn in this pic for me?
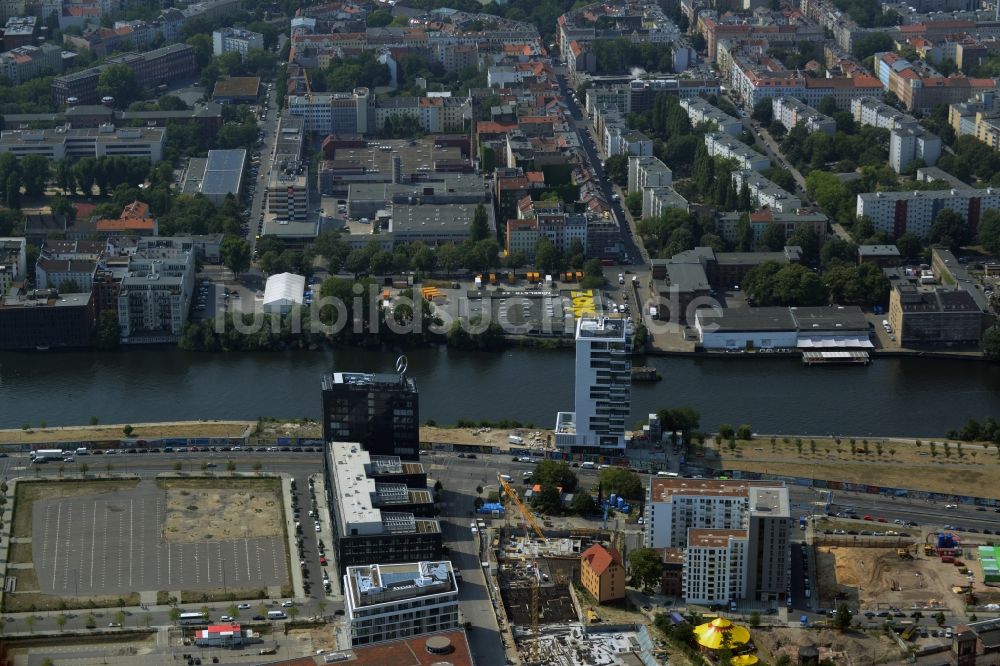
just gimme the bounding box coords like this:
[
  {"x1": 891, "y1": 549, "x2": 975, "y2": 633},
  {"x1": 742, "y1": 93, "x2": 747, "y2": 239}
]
[
  {"x1": 0, "y1": 421, "x2": 251, "y2": 446},
  {"x1": 12, "y1": 479, "x2": 140, "y2": 539}
]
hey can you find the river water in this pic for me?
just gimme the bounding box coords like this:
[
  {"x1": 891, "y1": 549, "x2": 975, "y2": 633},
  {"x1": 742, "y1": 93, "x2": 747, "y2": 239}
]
[{"x1": 0, "y1": 347, "x2": 998, "y2": 437}]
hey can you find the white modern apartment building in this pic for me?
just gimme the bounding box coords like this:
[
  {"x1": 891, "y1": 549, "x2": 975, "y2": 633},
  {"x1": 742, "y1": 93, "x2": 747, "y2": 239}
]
[
  {"x1": 344, "y1": 560, "x2": 459, "y2": 646},
  {"x1": 772, "y1": 97, "x2": 836, "y2": 134},
  {"x1": 628, "y1": 156, "x2": 672, "y2": 193},
  {"x1": 646, "y1": 478, "x2": 791, "y2": 605},
  {"x1": 643, "y1": 186, "x2": 689, "y2": 219},
  {"x1": 704, "y1": 133, "x2": 770, "y2": 172},
  {"x1": 117, "y1": 243, "x2": 194, "y2": 339},
  {"x1": 856, "y1": 188, "x2": 1000, "y2": 238},
  {"x1": 684, "y1": 529, "x2": 749, "y2": 606},
  {"x1": 850, "y1": 97, "x2": 919, "y2": 132},
  {"x1": 679, "y1": 97, "x2": 742, "y2": 136},
  {"x1": 555, "y1": 317, "x2": 632, "y2": 452},
  {"x1": 212, "y1": 27, "x2": 264, "y2": 58},
  {"x1": 731, "y1": 170, "x2": 802, "y2": 213},
  {"x1": 889, "y1": 127, "x2": 941, "y2": 173}
]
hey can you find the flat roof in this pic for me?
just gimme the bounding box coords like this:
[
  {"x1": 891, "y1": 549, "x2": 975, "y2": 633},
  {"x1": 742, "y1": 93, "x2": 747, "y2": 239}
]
[
  {"x1": 345, "y1": 560, "x2": 454, "y2": 609},
  {"x1": 748, "y1": 486, "x2": 790, "y2": 517},
  {"x1": 688, "y1": 528, "x2": 748, "y2": 548},
  {"x1": 577, "y1": 316, "x2": 626, "y2": 339},
  {"x1": 201, "y1": 149, "x2": 246, "y2": 196},
  {"x1": 391, "y1": 203, "x2": 490, "y2": 234},
  {"x1": 789, "y1": 306, "x2": 868, "y2": 331},
  {"x1": 1, "y1": 291, "x2": 92, "y2": 309},
  {"x1": 332, "y1": 139, "x2": 463, "y2": 176},
  {"x1": 213, "y1": 76, "x2": 260, "y2": 99},
  {"x1": 323, "y1": 372, "x2": 416, "y2": 390},
  {"x1": 858, "y1": 244, "x2": 901, "y2": 257},
  {"x1": 696, "y1": 307, "x2": 796, "y2": 332},
  {"x1": 650, "y1": 478, "x2": 784, "y2": 502},
  {"x1": 348, "y1": 629, "x2": 475, "y2": 666},
  {"x1": 665, "y1": 262, "x2": 710, "y2": 293}
]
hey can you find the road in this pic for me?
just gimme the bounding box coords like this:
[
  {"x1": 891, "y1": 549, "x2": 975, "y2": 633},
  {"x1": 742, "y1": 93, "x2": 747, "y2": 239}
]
[
  {"x1": 249, "y1": 80, "x2": 280, "y2": 256},
  {"x1": 553, "y1": 68, "x2": 643, "y2": 266}
]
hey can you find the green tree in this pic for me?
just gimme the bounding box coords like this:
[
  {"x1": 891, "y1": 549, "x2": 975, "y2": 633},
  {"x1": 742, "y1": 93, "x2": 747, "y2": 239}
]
[
  {"x1": 603, "y1": 154, "x2": 628, "y2": 186},
  {"x1": 20, "y1": 155, "x2": 50, "y2": 197},
  {"x1": 122, "y1": 424, "x2": 133, "y2": 436},
  {"x1": 5, "y1": 172, "x2": 21, "y2": 209},
  {"x1": 834, "y1": 603, "x2": 852, "y2": 632},
  {"x1": 571, "y1": 491, "x2": 596, "y2": 515},
  {"x1": 934, "y1": 611, "x2": 946, "y2": 627},
  {"x1": 983, "y1": 326, "x2": 1000, "y2": 360},
  {"x1": 928, "y1": 208, "x2": 969, "y2": 252},
  {"x1": 532, "y1": 485, "x2": 563, "y2": 514},
  {"x1": 719, "y1": 423, "x2": 735, "y2": 439},
  {"x1": 759, "y1": 222, "x2": 786, "y2": 251},
  {"x1": 221, "y1": 236, "x2": 251, "y2": 277},
  {"x1": 736, "y1": 424, "x2": 753, "y2": 440},
  {"x1": 896, "y1": 232, "x2": 923, "y2": 259},
  {"x1": 979, "y1": 209, "x2": 1000, "y2": 255},
  {"x1": 469, "y1": 203, "x2": 490, "y2": 242},
  {"x1": 532, "y1": 460, "x2": 578, "y2": 492},
  {"x1": 751, "y1": 98, "x2": 773, "y2": 123},
  {"x1": 597, "y1": 467, "x2": 644, "y2": 499},
  {"x1": 749, "y1": 610, "x2": 761, "y2": 628},
  {"x1": 534, "y1": 237, "x2": 562, "y2": 272},
  {"x1": 96, "y1": 64, "x2": 142, "y2": 108},
  {"x1": 629, "y1": 548, "x2": 663, "y2": 592}
]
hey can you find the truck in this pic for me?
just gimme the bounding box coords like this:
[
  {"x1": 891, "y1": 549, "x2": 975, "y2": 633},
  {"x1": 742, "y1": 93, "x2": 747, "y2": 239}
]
[
  {"x1": 508, "y1": 435, "x2": 524, "y2": 445},
  {"x1": 799, "y1": 516, "x2": 807, "y2": 530},
  {"x1": 31, "y1": 449, "x2": 64, "y2": 463}
]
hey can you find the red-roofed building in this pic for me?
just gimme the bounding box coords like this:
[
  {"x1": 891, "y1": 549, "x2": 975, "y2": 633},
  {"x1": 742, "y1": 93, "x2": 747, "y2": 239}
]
[
  {"x1": 194, "y1": 623, "x2": 245, "y2": 647},
  {"x1": 580, "y1": 544, "x2": 625, "y2": 602},
  {"x1": 95, "y1": 200, "x2": 157, "y2": 236}
]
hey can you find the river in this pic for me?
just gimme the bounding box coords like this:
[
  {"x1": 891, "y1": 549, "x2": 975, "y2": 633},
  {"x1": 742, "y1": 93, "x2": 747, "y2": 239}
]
[{"x1": 1, "y1": 347, "x2": 998, "y2": 437}]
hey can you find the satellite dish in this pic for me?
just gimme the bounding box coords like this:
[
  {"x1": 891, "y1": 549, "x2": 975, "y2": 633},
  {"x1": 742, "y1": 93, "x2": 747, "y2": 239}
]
[{"x1": 396, "y1": 355, "x2": 408, "y2": 376}]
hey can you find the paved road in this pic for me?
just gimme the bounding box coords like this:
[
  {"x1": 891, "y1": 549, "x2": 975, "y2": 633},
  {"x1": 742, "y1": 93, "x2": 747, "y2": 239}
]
[
  {"x1": 553, "y1": 68, "x2": 642, "y2": 266},
  {"x1": 250, "y1": 80, "x2": 280, "y2": 256}
]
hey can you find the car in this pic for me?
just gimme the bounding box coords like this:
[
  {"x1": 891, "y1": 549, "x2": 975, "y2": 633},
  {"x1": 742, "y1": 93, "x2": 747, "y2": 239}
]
[
  {"x1": 108, "y1": 622, "x2": 122, "y2": 627},
  {"x1": 253, "y1": 615, "x2": 265, "y2": 621},
  {"x1": 315, "y1": 524, "x2": 322, "y2": 532},
  {"x1": 977, "y1": 506, "x2": 987, "y2": 511},
  {"x1": 282, "y1": 600, "x2": 295, "y2": 607},
  {"x1": 319, "y1": 556, "x2": 327, "y2": 565},
  {"x1": 237, "y1": 603, "x2": 251, "y2": 609},
  {"x1": 206, "y1": 462, "x2": 217, "y2": 468},
  {"x1": 220, "y1": 615, "x2": 233, "y2": 622}
]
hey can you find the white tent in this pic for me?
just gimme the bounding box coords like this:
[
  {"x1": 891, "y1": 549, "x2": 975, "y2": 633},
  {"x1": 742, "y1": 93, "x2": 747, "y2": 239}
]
[{"x1": 262, "y1": 272, "x2": 305, "y2": 315}]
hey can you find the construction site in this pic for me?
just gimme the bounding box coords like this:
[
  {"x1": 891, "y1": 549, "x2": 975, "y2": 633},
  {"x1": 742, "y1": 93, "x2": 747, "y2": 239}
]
[
  {"x1": 816, "y1": 531, "x2": 982, "y2": 615},
  {"x1": 491, "y1": 475, "x2": 652, "y2": 665}
]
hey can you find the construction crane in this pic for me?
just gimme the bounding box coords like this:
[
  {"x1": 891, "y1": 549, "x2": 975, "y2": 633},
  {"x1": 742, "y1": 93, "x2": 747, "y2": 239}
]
[
  {"x1": 302, "y1": 67, "x2": 313, "y2": 102},
  {"x1": 498, "y1": 474, "x2": 545, "y2": 663}
]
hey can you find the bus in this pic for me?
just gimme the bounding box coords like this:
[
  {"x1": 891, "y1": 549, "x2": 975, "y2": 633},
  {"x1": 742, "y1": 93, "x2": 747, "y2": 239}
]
[
  {"x1": 657, "y1": 471, "x2": 679, "y2": 478},
  {"x1": 178, "y1": 612, "x2": 208, "y2": 625}
]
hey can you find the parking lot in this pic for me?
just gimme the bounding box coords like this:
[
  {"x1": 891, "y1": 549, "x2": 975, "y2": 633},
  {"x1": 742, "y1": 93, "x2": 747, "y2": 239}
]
[{"x1": 32, "y1": 480, "x2": 288, "y2": 596}]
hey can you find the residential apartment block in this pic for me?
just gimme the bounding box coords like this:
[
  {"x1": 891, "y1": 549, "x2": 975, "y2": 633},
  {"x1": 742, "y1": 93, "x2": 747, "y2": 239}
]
[
  {"x1": 731, "y1": 170, "x2": 801, "y2": 213},
  {"x1": 212, "y1": 27, "x2": 263, "y2": 58},
  {"x1": 324, "y1": 442, "x2": 442, "y2": 575},
  {"x1": 679, "y1": 97, "x2": 742, "y2": 136},
  {"x1": 344, "y1": 560, "x2": 458, "y2": 646},
  {"x1": 717, "y1": 209, "x2": 827, "y2": 249},
  {"x1": 771, "y1": 97, "x2": 835, "y2": 134},
  {"x1": 584, "y1": 78, "x2": 721, "y2": 117},
  {"x1": 555, "y1": 317, "x2": 632, "y2": 453},
  {"x1": 627, "y1": 156, "x2": 672, "y2": 193},
  {"x1": 875, "y1": 52, "x2": 998, "y2": 112},
  {"x1": 851, "y1": 96, "x2": 920, "y2": 131},
  {"x1": 643, "y1": 186, "x2": 689, "y2": 219},
  {"x1": 645, "y1": 478, "x2": 791, "y2": 605},
  {"x1": 889, "y1": 127, "x2": 941, "y2": 173},
  {"x1": 116, "y1": 240, "x2": 194, "y2": 340},
  {"x1": 0, "y1": 125, "x2": 165, "y2": 161},
  {"x1": 856, "y1": 188, "x2": 1000, "y2": 238},
  {"x1": 0, "y1": 43, "x2": 60, "y2": 85},
  {"x1": 704, "y1": 133, "x2": 770, "y2": 172},
  {"x1": 0, "y1": 237, "x2": 25, "y2": 294}
]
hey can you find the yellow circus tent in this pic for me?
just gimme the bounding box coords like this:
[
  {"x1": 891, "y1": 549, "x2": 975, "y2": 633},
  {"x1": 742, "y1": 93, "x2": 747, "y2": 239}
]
[
  {"x1": 693, "y1": 617, "x2": 751, "y2": 650},
  {"x1": 730, "y1": 655, "x2": 759, "y2": 666}
]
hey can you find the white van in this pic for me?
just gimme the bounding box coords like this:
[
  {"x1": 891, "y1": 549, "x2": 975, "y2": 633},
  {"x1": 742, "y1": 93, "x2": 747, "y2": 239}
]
[
  {"x1": 580, "y1": 461, "x2": 595, "y2": 469},
  {"x1": 498, "y1": 474, "x2": 512, "y2": 482},
  {"x1": 267, "y1": 610, "x2": 287, "y2": 620}
]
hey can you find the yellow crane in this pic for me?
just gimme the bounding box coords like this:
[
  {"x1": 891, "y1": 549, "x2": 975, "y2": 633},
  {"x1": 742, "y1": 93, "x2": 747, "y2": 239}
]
[
  {"x1": 499, "y1": 474, "x2": 545, "y2": 663},
  {"x1": 302, "y1": 67, "x2": 313, "y2": 102}
]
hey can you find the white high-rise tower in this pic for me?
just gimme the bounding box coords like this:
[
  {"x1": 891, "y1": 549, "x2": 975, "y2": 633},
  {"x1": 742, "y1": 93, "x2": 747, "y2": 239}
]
[{"x1": 555, "y1": 317, "x2": 632, "y2": 452}]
